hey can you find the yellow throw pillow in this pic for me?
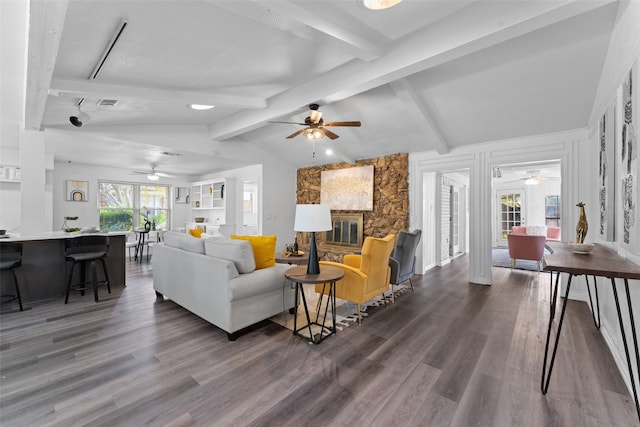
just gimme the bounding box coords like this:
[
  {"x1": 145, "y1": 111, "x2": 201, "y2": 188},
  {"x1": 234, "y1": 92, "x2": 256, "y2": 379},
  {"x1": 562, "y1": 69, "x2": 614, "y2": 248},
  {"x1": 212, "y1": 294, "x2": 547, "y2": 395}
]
[
  {"x1": 188, "y1": 228, "x2": 204, "y2": 238},
  {"x1": 230, "y1": 235, "x2": 276, "y2": 269}
]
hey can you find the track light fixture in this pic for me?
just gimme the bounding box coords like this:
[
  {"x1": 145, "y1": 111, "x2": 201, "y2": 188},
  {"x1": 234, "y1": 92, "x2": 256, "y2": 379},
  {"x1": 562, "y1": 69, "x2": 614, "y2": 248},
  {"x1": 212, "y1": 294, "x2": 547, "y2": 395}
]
[{"x1": 70, "y1": 106, "x2": 90, "y2": 127}]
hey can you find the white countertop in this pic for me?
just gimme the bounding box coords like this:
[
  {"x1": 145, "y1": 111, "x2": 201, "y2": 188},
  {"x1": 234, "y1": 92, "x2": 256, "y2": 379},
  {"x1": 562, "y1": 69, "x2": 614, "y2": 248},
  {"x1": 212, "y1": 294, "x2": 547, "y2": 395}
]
[{"x1": 0, "y1": 231, "x2": 127, "y2": 242}]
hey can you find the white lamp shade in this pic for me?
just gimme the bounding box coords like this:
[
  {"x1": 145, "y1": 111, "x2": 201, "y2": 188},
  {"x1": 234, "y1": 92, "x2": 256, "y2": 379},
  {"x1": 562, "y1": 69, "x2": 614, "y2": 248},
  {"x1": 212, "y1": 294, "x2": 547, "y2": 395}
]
[{"x1": 294, "y1": 204, "x2": 332, "y2": 232}]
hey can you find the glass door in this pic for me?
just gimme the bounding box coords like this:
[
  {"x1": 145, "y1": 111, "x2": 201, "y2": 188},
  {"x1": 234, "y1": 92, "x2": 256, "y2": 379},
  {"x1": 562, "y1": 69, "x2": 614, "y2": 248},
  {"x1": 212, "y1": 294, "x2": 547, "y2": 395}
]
[{"x1": 497, "y1": 190, "x2": 524, "y2": 246}]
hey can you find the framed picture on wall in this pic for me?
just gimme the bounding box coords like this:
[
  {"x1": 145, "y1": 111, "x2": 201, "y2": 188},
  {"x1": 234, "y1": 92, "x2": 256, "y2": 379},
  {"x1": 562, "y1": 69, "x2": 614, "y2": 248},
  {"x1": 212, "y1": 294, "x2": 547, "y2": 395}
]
[
  {"x1": 175, "y1": 187, "x2": 190, "y2": 204},
  {"x1": 599, "y1": 97, "x2": 616, "y2": 242},
  {"x1": 66, "y1": 180, "x2": 88, "y2": 202},
  {"x1": 620, "y1": 60, "x2": 639, "y2": 254},
  {"x1": 320, "y1": 165, "x2": 374, "y2": 211}
]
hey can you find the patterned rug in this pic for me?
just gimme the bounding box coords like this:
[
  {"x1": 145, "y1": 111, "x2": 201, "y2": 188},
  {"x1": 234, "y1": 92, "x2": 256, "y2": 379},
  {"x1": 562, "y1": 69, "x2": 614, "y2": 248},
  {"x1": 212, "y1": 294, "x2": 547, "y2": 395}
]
[
  {"x1": 492, "y1": 246, "x2": 550, "y2": 272},
  {"x1": 270, "y1": 282, "x2": 412, "y2": 338}
]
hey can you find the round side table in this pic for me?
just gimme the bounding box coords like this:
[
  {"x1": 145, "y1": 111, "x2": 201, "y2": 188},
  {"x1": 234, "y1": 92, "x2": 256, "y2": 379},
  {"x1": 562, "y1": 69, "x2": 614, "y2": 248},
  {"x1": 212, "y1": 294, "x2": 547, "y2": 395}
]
[{"x1": 284, "y1": 265, "x2": 344, "y2": 344}]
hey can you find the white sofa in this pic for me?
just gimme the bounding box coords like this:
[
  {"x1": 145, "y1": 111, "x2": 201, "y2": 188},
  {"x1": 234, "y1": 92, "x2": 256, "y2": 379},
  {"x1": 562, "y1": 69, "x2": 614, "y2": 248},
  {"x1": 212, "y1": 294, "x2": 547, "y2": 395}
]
[{"x1": 152, "y1": 231, "x2": 296, "y2": 340}]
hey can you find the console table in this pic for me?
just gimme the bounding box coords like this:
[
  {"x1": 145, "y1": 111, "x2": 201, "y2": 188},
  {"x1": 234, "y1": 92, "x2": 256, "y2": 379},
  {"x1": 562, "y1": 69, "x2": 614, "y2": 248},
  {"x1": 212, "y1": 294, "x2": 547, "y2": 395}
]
[
  {"x1": 542, "y1": 243, "x2": 640, "y2": 422},
  {"x1": 284, "y1": 265, "x2": 344, "y2": 344}
]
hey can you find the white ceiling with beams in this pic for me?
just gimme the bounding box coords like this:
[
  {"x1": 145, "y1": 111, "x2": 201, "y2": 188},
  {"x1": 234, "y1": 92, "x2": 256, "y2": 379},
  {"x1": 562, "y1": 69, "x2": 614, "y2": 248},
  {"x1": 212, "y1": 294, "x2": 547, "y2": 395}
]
[{"x1": 19, "y1": 0, "x2": 620, "y2": 178}]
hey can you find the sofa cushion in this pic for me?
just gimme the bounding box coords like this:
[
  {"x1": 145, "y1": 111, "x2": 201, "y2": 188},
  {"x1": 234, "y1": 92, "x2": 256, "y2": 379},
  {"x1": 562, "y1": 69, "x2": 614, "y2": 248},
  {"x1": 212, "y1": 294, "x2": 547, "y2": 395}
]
[
  {"x1": 164, "y1": 231, "x2": 205, "y2": 254},
  {"x1": 205, "y1": 238, "x2": 256, "y2": 274},
  {"x1": 188, "y1": 228, "x2": 204, "y2": 238},
  {"x1": 230, "y1": 235, "x2": 276, "y2": 270}
]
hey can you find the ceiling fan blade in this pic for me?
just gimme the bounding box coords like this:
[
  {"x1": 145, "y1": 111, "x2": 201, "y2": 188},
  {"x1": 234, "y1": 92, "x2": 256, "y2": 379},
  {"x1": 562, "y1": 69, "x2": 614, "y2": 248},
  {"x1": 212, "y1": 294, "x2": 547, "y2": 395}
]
[
  {"x1": 320, "y1": 128, "x2": 339, "y2": 140},
  {"x1": 268, "y1": 121, "x2": 307, "y2": 126},
  {"x1": 286, "y1": 128, "x2": 307, "y2": 139},
  {"x1": 131, "y1": 171, "x2": 148, "y2": 175},
  {"x1": 155, "y1": 172, "x2": 173, "y2": 177},
  {"x1": 323, "y1": 121, "x2": 361, "y2": 127}
]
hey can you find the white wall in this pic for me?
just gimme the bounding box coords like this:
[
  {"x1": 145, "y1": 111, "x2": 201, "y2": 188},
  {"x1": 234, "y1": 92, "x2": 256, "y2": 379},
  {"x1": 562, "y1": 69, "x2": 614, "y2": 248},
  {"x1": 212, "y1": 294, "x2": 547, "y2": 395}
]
[
  {"x1": 53, "y1": 161, "x2": 192, "y2": 231},
  {"x1": 492, "y1": 176, "x2": 562, "y2": 245},
  {"x1": 0, "y1": 148, "x2": 21, "y2": 232},
  {"x1": 193, "y1": 160, "x2": 296, "y2": 252},
  {"x1": 583, "y1": 0, "x2": 640, "y2": 398},
  {"x1": 410, "y1": 129, "x2": 586, "y2": 285}
]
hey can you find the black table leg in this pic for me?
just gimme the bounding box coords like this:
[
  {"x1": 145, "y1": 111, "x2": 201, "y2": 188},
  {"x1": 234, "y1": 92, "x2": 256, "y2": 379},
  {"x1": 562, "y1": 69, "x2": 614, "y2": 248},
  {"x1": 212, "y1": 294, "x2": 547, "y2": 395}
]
[
  {"x1": 292, "y1": 281, "x2": 336, "y2": 344},
  {"x1": 611, "y1": 278, "x2": 640, "y2": 423},
  {"x1": 584, "y1": 275, "x2": 601, "y2": 329},
  {"x1": 295, "y1": 282, "x2": 314, "y2": 342},
  {"x1": 541, "y1": 273, "x2": 573, "y2": 394}
]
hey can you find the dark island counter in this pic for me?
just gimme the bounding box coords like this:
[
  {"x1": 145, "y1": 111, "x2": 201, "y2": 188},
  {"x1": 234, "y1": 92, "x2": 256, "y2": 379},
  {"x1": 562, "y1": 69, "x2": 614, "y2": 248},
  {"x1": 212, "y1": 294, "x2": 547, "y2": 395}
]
[{"x1": 0, "y1": 232, "x2": 126, "y2": 304}]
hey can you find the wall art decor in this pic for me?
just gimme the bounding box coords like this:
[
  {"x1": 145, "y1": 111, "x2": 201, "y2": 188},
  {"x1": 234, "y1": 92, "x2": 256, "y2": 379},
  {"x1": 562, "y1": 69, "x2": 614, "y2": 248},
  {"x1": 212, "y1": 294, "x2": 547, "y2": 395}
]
[
  {"x1": 66, "y1": 180, "x2": 88, "y2": 202},
  {"x1": 599, "y1": 98, "x2": 616, "y2": 241},
  {"x1": 321, "y1": 165, "x2": 374, "y2": 210},
  {"x1": 621, "y1": 61, "x2": 639, "y2": 254},
  {"x1": 175, "y1": 187, "x2": 190, "y2": 204}
]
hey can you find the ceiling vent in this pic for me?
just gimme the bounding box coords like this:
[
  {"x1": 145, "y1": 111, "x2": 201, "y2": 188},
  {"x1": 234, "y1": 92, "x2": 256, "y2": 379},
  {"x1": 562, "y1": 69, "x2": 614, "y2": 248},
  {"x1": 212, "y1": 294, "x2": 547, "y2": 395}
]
[{"x1": 98, "y1": 99, "x2": 119, "y2": 106}]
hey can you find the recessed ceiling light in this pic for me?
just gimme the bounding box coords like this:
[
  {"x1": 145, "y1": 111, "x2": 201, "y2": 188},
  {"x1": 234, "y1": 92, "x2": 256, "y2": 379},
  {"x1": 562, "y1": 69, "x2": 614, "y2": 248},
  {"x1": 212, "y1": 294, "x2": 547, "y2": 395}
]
[
  {"x1": 363, "y1": 0, "x2": 402, "y2": 10},
  {"x1": 325, "y1": 149, "x2": 334, "y2": 155},
  {"x1": 189, "y1": 104, "x2": 215, "y2": 110}
]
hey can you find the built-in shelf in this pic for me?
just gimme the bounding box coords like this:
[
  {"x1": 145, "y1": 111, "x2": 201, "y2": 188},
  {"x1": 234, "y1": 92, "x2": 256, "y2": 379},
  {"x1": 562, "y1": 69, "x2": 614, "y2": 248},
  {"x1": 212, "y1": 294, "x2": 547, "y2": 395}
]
[
  {"x1": 189, "y1": 178, "x2": 237, "y2": 233},
  {"x1": 0, "y1": 164, "x2": 21, "y2": 183}
]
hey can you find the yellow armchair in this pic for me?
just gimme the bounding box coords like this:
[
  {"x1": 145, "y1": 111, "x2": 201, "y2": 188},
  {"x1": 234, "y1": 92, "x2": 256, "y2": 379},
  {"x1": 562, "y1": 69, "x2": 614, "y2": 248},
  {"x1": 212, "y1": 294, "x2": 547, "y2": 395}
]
[{"x1": 317, "y1": 234, "x2": 396, "y2": 324}]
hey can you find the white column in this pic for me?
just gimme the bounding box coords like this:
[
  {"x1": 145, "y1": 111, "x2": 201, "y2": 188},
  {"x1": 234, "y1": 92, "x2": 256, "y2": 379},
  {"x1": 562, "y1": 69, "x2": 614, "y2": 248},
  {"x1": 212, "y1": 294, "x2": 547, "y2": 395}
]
[
  {"x1": 468, "y1": 153, "x2": 493, "y2": 285},
  {"x1": 20, "y1": 130, "x2": 47, "y2": 234}
]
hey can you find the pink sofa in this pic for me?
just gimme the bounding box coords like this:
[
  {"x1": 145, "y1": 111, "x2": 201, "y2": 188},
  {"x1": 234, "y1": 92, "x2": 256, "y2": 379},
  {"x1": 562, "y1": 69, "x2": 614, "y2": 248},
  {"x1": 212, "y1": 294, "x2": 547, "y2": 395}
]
[{"x1": 507, "y1": 234, "x2": 547, "y2": 271}]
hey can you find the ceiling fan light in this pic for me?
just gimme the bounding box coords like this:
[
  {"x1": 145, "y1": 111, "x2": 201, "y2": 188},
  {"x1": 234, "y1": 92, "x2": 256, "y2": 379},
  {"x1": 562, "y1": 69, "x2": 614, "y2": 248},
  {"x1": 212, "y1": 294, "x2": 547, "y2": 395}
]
[
  {"x1": 363, "y1": 0, "x2": 402, "y2": 10},
  {"x1": 525, "y1": 177, "x2": 542, "y2": 185},
  {"x1": 189, "y1": 104, "x2": 215, "y2": 110},
  {"x1": 147, "y1": 173, "x2": 160, "y2": 181},
  {"x1": 304, "y1": 128, "x2": 324, "y2": 141}
]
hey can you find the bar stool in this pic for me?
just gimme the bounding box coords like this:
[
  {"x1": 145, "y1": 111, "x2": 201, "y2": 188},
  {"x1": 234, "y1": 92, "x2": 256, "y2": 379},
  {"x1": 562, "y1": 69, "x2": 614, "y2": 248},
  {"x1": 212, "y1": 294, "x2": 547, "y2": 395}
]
[
  {"x1": 0, "y1": 242, "x2": 23, "y2": 311},
  {"x1": 125, "y1": 232, "x2": 138, "y2": 261},
  {"x1": 65, "y1": 236, "x2": 111, "y2": 303}
]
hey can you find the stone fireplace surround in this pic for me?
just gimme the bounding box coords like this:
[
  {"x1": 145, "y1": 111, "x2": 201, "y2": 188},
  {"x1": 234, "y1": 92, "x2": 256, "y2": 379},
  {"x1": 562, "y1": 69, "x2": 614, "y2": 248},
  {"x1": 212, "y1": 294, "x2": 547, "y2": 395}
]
[{"x1": 296, "y1": 153, "x2": 409, "y2": 263}]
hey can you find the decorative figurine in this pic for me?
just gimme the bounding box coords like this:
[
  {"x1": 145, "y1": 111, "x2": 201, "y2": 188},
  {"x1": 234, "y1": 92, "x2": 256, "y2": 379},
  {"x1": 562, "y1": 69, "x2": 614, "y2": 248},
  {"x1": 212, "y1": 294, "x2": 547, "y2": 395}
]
[{"x1": 576, "y1": 202, "x2": 588, "y2": 244}]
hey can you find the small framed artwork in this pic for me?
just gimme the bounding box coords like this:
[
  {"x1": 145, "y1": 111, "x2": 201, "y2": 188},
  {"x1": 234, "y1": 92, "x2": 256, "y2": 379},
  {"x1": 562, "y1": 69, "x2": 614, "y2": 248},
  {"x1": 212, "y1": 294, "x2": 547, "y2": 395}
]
[
  {"x1": 66, "y1": 180, "x2": 88, "y2": 202},
  {"x1": 175, "y1": 187, "x2": 190, "y2": 204}
]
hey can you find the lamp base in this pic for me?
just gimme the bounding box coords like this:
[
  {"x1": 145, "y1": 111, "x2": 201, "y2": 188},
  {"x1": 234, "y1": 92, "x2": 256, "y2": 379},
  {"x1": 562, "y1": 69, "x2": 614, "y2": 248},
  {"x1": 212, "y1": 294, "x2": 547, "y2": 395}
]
[{"x1": 307, "y1": 232, "x2": 320, "y2": 275}]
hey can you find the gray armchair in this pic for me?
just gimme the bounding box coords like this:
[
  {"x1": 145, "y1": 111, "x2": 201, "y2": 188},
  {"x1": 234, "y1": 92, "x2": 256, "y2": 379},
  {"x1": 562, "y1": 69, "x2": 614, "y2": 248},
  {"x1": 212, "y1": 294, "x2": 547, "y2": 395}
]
[{"x1": 389, "y1": 229, "x2": 421, "y2": 302}]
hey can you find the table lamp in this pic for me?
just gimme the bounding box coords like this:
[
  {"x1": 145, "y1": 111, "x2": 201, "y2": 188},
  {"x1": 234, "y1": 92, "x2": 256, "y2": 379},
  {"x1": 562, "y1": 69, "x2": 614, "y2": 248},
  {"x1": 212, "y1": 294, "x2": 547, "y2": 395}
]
[{"x1": 294, "y1": 203, "x2": 332, "y2": 274}]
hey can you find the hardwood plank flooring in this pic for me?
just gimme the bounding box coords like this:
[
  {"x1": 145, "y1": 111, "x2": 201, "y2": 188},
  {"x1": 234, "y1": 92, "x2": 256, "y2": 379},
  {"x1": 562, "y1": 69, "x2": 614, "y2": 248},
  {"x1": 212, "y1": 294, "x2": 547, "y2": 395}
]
[{"x1": 1, "y1": 256, "x2": 638, "y2": 426}]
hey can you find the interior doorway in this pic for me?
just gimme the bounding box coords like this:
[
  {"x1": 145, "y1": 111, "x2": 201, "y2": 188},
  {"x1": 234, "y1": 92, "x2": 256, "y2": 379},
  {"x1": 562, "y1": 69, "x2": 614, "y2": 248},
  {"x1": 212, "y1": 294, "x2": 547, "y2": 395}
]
[
  {"x1": 491, "y1": 160, "x2": 561, "y2": 247},
  {"x1": 242, "y1": 180, "x2": 259, "y2": 235},
  {"x1": 422, "y1": 170, "x2": 469, "y2": 271}
]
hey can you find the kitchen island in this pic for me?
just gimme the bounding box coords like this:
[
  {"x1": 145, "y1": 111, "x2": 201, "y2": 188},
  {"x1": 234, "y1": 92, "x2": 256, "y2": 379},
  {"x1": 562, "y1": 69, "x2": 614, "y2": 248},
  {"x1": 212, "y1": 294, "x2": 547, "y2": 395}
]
[{"x1": 0, "y1": 232, "x2": 126, "y2": 304}]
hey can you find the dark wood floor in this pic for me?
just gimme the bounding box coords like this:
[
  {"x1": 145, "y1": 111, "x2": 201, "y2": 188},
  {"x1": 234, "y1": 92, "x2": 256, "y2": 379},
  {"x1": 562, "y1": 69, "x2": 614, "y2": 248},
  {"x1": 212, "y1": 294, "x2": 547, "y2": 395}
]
[{"x1": 1, "y1": 256, "x2": 638, "y2": 426}]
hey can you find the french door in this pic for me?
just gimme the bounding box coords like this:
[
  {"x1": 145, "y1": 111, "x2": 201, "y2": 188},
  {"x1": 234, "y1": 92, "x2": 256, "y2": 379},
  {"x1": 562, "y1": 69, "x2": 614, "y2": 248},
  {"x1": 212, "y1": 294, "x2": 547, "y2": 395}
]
[{"x1": 497, "y1": 189, "x2": 524, "y2": 246}]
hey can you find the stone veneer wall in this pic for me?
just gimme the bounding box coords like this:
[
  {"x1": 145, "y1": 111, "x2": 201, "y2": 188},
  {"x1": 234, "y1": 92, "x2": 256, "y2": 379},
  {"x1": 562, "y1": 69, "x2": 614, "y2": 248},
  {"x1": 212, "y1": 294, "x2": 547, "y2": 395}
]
[{"x1": 296, "y1": 153, "x2": 409, "y2": 262}]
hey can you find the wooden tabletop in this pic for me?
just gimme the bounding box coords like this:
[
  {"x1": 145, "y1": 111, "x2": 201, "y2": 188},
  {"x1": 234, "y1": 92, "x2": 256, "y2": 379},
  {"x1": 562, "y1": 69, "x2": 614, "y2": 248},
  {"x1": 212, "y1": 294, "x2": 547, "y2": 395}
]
[
  {"x1": 284, "y1": 265, "x2": 345, "y2": 284},
  {"x1": 544, "y1": 242, "x2": 640, "y2": 280}
]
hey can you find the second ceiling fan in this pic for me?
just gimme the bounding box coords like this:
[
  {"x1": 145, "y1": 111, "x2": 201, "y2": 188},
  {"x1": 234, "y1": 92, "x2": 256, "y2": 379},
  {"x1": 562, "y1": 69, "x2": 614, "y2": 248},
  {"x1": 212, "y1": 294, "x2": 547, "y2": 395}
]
[{"x1": 270, "y1": 104, "x2": 361, "y2": 140}]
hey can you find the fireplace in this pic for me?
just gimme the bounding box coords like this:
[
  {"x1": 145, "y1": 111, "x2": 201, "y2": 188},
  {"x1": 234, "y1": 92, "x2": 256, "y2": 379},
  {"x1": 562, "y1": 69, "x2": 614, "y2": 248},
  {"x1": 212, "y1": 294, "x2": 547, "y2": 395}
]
[{"x1": 325, "y1": 213, "x2": 363, "y2": 249}]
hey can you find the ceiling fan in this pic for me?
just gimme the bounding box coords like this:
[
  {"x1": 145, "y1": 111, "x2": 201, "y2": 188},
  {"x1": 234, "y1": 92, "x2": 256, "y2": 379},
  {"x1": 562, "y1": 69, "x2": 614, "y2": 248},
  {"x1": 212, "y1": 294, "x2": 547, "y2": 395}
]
[
  {"x1": 269, "y1": 104, "x2": 361, "y2": 140},
  {"x1": 521, "y1": 170, "x2": 543, "y2": 185},
  {"x1": 132, "y1": 165, "x2": 174, "y2": 181}
]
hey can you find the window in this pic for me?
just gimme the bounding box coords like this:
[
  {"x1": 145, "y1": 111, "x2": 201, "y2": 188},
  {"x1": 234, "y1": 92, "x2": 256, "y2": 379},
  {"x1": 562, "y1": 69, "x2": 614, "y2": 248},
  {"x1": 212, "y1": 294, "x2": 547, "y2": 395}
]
[
  {"x1": 99, "y1": 181, "x2": 170, "y2": 231},
  {"x1": 545, "y1": 195, "x2": 561, "y2": 227}
]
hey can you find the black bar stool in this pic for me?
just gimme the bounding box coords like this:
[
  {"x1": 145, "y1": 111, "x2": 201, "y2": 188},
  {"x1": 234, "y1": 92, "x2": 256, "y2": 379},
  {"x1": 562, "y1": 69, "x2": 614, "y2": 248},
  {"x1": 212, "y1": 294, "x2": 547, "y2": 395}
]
[
  {"x1": 65, "y1": 236, "x2": 111, "y2": 303},
  {"x1": 0, "y1": 242, "x2": 23, "y2": 311}
]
